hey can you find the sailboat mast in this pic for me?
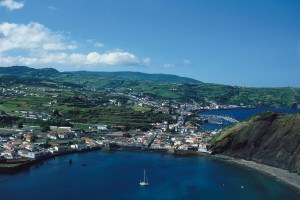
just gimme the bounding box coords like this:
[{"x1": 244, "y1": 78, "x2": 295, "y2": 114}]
[{"x1": 139, "y1": 169, "x2": 149, "y2": 186}]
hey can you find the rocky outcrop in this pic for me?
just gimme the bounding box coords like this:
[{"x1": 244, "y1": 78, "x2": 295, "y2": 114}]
[{"x1": 211, "y1": 112, "x2": 300, "y2": 173}]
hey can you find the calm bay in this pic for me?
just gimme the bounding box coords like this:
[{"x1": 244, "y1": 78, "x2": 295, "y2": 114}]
[{"x1": 0, "y1": 150, "x2": 299, "y2": 200}]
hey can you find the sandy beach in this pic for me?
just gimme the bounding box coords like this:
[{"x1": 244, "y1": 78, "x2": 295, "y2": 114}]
[{"x1": 214, "y1": 155, "x2": 300, "y2": 191}]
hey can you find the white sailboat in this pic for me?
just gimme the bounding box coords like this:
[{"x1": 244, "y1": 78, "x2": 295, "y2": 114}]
[{"x1": 139, "y1": 169, "x2": 149, "y2": 186}]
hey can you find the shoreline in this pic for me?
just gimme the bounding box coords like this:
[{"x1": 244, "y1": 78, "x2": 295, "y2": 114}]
[
  {"x1": 166, "y1": 151, "x2": 300, "y2": 191},
  {"x1": 213, "y1": 155, "x2": 300, "y2": 191},
  {"x1": 0, "y1": 147, "x2": 102, "y2": 174},
  {"x1": 1, "y1": 147, "x2": 299, "y2": 191}
]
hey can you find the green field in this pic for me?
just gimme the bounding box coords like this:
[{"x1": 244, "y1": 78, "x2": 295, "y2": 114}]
[{"x1": 132, "y1": 105, "x2": 151, "y2": 112}]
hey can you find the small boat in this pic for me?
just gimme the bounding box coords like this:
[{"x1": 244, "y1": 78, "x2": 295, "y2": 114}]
[{"x1": 139, "y1": 169, "x2": 149, "y2": 186}]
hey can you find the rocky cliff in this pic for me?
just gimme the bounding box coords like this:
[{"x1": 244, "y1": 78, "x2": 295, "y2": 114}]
[{"x1": 211, "y1": 112, "x2": 300, "y2": 173}]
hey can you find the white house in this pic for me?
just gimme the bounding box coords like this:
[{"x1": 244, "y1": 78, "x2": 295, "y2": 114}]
[
  {"x1": 25, "y1": 144, "x2": 38, "y2": 152},
  {"x1": 70, "y1": 144, "x2": 87, "y2": 150},
  {"x1": 1, "y1": 150, "x2": 17, "y2": 159},
  {"x1": 97, "y1": 125, "x2": 108, "y2": 131},
  {"x1": 58, "y1": 132, "x2": 74, "y2": 139},
  {"x1": 51, "y1": 146, "x2": 70, "y2": 153},
  {"x1": 50, "y1": 126, "x2": 58, "y2": 130},
  {"x1": 47, "y1": 133, "x2": 58, "y2": 140},
  {"x1": 58, "y1": 127, "x2": 72, "y2": 131},
  {"x1": 18, "y1": 150, "x2": 45, "y2": 159}
]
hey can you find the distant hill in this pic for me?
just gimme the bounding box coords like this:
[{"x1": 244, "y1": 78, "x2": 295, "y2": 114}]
[
  {"x1": 0, "y1": 66, "x2": 199, "y2": 83},
  {"x1": 75, "y1": 71, "x2": 201, "y2": 83},
  {"x1": 211, "y1": 112, "x2": 300, "y2": 173},
  {"x1": 0, "y1": 66, "x2": 60, "y2": 78},
  {"x1": 0, "y1": 66, "x2": 35, "y2": 75},
  {"x1": 0, "y1": 66, "x2": 299, "y2": 107}
]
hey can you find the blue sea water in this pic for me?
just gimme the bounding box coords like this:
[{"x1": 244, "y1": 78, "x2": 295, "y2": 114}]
[
  {"x1": 0, "y1": 151, "x2": 299, "y2": 200},
  {"x1": 199, "y1": 107, "x2": 300, "y2": 131}
]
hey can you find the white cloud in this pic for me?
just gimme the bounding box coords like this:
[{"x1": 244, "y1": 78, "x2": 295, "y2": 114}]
[
  {"x1": 0, "y1": 22, "x2": 77, "y2": 52},
  {"x1": 183, "y1": 59, "x2": 191, "y2": 65},
  {"x1": 87, "y1": 40, "x2": 105, "y2": 48},
  {"x1": 143, "y1": 58, "x2": 151, "y2": 66},
  {"x1": 94, "y1": 42, "x2": 105, "y2": 48},
  {"x1": 69, "y1": 53, "x2": 86, "y2": 64},
  {"x1": 0, "y1": 51, "x2": 142, "y2": 67},
  {"x1": 163, "y1": 63, "x2": 173, "y2": 68},
  {"x1": 86, "y1": 51, "x2": 140, "y2": 66},
  {"x1": 0, "y1": 0, "x2": 24, "y2": 10},
  {"x1": 0, "y1": 22, "x2": 148, "y2": 68}
]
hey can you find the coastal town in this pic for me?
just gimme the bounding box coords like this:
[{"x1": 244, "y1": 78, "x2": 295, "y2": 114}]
[
  {"x1": 0, "y1": 82, "x2": 249, "y2": 171},
  {"x1": 0, "y1": 124, "x2": 212, "y2": 162},
  {"x1": 0, "y1": 105, "x2": 215, "y2": 171}
]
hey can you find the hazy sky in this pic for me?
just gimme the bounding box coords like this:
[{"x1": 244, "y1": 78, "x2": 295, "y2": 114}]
[{"x1": 0, "y1": 0, "x2": 300, "y2": 87}]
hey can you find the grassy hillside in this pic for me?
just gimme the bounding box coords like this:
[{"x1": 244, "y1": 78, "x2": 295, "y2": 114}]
[
  {"x1": 0, "y1": 66, "x2": 299, "y2": 107},
  {"x1": 211, "y1": 112, "x2": 300, "y2": 173}
]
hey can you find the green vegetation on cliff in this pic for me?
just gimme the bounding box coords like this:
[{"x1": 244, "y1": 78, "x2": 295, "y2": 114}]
[{"x1": 211, "y1": 112, "x2": 300, "y2": 173}]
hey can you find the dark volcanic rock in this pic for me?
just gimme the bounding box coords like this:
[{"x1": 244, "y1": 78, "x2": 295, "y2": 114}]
[{"x1": 211, "y1": 112, "x2": 300, "y2": 173}]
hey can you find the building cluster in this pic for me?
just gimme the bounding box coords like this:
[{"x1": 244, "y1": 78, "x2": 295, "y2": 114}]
[
  {"x1": 0, "y1": 130, "x2": 101, "y2": 161},
  {"x1": 0, "y1": 84, "x2": 236, "y2": 164},
  {"x1": 0, "y1": 122, "x2": 214, "y2": 163},
  {"x1": 1, "y1": 137, "x2": 48, "y2": 160},
  {"x1": 15, "y1": 110, "x2": 51, "y2": 121},
  {"x1": 150, "y1": 131, "x2": 211, "y2": 153},
  {"x1": 0, "y1": 87, "x2": 24, "y2": 96}
]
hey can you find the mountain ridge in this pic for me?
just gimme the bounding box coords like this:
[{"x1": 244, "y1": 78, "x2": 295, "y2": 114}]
[
  {"x1": 0, "y1": 66, "x2": 299, "y2": 107},
  {"x1": 69, "y1": 70, "x2": 201, "y2": 83},
  {"x1": 0, "y1": 66, "x2": 200, "y2": 83}
]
